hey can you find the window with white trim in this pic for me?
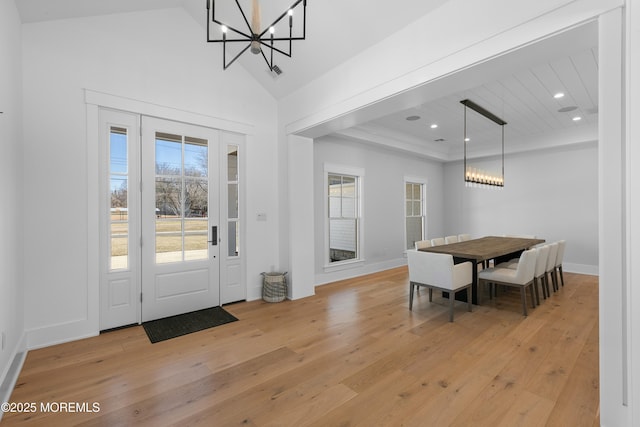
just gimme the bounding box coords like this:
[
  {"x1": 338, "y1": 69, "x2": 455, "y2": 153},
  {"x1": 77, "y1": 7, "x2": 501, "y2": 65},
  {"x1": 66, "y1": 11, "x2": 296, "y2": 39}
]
[
  {"x1": 405, "y1": 181, "x2": 426, "y2": 250},
  {"x1": 327, "y1": 169, "x2": 362, "y2": 264}
]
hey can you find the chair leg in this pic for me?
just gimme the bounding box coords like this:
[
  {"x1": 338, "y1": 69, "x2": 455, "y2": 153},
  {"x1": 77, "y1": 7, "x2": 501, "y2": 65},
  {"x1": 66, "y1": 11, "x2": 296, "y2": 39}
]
[
  {"x1": 532, "y1": 279, "x2": 540, "y2": 305},
  {"x1": 529, "y1": 284, "x2": 536, "y2": 308},
  {"x1": 467, "y1": 286, "x2": 472, "y2": 312},
  {"x1": 409, "y1": 282, "x2": 415, "y2": 310},
  {"x1": 548, "y1": 271, "x2": 556, "y2": 292},
  {"x1": 543, "y1": 275, "x2": 551, "y2": 297},
  {"x1": 428, "y1": 288, "x2": 433, "y2": 302},
  {"x1": 537, "y1": 277, "x2": 546, "y2": 300},
  {"x1": 520, "y1": 287, "x2": 528, "y2": 317},
  {"x1": 449, "y1": 293, "x2": 455, "y2": 322},
  {"x1": 556, "y1": 266, "x2": 565, "y2": 287}
]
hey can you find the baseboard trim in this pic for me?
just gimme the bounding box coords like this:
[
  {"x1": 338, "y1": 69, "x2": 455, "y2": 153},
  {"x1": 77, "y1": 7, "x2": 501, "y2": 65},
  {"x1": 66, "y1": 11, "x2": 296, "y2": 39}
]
[
  {"x1": 315, "y1": 257, "x2": 407, "y2": 286},
  {"x1": 0, "y1": 333, "x2": 27, "y2": 422},
  {"x1": 564, "y1": 262, "x2": 598, "y2": 276},
  {"x1": 26, "y1": 318, "x2": 99, "y2": 351}
]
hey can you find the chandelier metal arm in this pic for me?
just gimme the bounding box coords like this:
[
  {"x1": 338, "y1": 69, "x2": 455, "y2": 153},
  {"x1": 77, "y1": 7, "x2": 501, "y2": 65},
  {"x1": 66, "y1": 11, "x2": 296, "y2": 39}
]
[
  {"x1": 207, "y1": 0, "x2": 252, "y2": 41},
  {"x1": 233, "y1": 0, "x2": 253, "y2": 35},
  {"x1": 224, "y1": 41, "x2": 252, "y2": 70}
]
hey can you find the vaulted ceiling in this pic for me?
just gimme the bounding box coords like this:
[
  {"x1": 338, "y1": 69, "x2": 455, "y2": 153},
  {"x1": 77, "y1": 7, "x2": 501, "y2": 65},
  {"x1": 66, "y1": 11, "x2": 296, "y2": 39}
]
[
  {"x1": 16, "y1": 0, "x2": 598, "y2": 160},
  {"x1": 16, "y1": 0, "x2": 450, "y2": 100}
]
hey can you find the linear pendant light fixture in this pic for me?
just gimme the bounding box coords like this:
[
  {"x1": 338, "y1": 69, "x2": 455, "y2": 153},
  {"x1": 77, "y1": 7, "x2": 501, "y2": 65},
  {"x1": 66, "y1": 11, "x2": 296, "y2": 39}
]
[
  {"x1": 461, "y1": 99, "x2": 507, "y2": 188},
  {"x1": 206, "y1": 0, "x2": 308, "y2": 71}
]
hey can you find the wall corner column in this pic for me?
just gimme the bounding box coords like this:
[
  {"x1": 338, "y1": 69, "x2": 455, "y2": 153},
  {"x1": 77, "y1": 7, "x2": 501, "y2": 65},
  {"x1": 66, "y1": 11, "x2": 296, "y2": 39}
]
[
  {"x1": 599, "y1": 6, "x2": 631, "y2": 426},
  {"x1": 287, "y1": 134, "x2": 315, "y2": 299}
]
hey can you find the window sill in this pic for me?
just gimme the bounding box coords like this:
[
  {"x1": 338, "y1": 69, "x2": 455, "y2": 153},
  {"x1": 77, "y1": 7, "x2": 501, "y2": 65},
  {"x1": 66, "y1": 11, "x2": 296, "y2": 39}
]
[{"x1": 323, "y1": 258, "x2": 365, "y2": 273}]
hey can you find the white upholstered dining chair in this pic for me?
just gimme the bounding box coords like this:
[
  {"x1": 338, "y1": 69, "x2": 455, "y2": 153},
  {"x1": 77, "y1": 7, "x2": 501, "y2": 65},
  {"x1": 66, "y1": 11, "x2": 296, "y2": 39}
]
[
  {"x1": 407, "y1": 250, "x2": 473, "y2": 322},
  {"x1": 445, "y1": 235, "x2": 459, "y2": 244},
  {"x1": 544, "y1": 243, "x2": 559, "y2": 294},
  {"x1": 414, "y1": 240, "x2": 432, "y2": 250},
  {"x1": 478, "y1": 248, "x2": 538, "y2": 316},
  {"x1": 458, "y1": 233, "x2": 472, "y2": 242},
  {"x1": 431, "y1": 237, "x2": 445, "y2": 246},
  {"x1": 496, "y1": 245, "x2": 549, "y2": 305}
]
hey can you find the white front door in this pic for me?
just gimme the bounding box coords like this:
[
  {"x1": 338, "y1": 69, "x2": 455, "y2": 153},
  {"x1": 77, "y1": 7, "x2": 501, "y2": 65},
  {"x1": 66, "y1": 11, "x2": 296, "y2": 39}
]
[{"x1": 140, "y1": 117, "x2": 220, "y2": 322}]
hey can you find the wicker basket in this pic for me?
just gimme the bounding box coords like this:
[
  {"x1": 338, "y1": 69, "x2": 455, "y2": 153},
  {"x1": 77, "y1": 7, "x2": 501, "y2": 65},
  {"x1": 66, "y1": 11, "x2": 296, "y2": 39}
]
[{"x1": 262, "y1": 272, "x2": 288, "y2": 303}]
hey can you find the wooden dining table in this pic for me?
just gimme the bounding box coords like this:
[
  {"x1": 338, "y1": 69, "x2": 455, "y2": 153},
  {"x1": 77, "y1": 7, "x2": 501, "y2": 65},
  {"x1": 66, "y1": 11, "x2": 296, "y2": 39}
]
[{"x1": 419, "y1": 236, "x2": 545, "y2": 304}]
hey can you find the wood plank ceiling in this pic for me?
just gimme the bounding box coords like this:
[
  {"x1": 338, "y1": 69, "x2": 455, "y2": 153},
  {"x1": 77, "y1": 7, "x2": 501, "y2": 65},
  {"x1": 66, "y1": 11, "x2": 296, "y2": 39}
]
[{"x1": 354, "y1": 44, "x2": 598, "y2": 160}]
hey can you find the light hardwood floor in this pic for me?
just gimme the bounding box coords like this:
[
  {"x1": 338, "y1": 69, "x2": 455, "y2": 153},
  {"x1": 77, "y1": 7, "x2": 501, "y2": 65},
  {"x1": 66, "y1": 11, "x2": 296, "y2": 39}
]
[{"x1": 3, "y1": 268, "x2": 599, "y2": 426}]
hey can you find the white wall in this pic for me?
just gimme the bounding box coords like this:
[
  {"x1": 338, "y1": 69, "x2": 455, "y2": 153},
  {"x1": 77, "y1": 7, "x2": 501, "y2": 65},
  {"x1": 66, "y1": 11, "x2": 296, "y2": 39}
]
[
  {"x1": 313, "y1": 136, "x2": 444, "y2": 285},
  {"x1": 443, "y1": 142, "x2": 598, "y2": 274},
  {"x1": 625, "y1": 0, "x2": 640, "y2": 424},
  {"x1": 0, "y1": 0, "x2": 25, "y2": 404},
  {"x1": 21, "y1": 8, "x2": 279, "y2": 348}
]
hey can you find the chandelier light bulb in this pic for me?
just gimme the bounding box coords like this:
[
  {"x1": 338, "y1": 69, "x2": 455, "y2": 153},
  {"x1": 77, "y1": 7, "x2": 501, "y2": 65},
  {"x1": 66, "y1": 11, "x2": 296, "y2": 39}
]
[{"x1": 221, "y1": 25, "x2": 228, "y2": 33}]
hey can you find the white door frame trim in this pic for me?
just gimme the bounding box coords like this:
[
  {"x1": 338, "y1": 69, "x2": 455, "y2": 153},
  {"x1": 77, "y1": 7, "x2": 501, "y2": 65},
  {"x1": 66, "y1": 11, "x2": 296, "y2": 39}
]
[{"x1": 86, "y1": 89, "x2": 252, "y2": 331}]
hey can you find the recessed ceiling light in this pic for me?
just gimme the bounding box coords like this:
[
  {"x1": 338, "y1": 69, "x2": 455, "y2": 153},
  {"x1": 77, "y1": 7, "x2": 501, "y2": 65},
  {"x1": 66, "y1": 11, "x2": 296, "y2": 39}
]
[
  {"x1": 406, "y1": 115, "x2": 421, "y2": 121},
  {"x1": 430, "y1": 124, "x2": 438, "y2": 129},
  {"x1": 554, "y1": 92, "x2": 565, "y2": 99},
  {"x1": 464, "y1": 137, "x2": 470, "y2": 142},
  {"x1": 572, "y1": 116, "x2": 582, "y2": 121}
]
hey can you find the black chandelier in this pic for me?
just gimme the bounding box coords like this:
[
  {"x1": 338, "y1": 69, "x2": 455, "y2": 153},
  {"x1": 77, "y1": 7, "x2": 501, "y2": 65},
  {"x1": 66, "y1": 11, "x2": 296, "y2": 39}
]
[{"x1": 206, "y1": 0, "x2": 307, "y2": 71}]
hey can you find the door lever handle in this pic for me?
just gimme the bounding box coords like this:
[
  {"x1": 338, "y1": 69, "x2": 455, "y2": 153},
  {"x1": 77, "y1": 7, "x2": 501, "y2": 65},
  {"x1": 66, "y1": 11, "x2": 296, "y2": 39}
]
[{"x1": 208, "y1": 226, "x2": 218, "y2": 246}]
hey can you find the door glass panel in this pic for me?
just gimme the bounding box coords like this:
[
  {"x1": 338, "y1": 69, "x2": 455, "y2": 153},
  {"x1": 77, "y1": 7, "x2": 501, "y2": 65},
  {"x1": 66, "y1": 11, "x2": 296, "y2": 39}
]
[
  {"x1": 155, "y1": 219, "x2": 183, "y2": 263},
  {"x1": 109, "y1": 127, "x2": 129, "y2": 270},
  {"x1": 155, "y1": 133, "x2": 182, "y2": 173},
  {"x1": 155, "y1": 132, "x2": 209, "y2": 263},
  {"x1": 228, "y1": 183, "x2": 238, "y2": 218},
  {"x1": 228, "y1": 147, "x2": 238, "y2": 181},
  {"x1": 228, "y1": 221, "x2": 238, "y2": 257},
  {"x1": 185, "y1": 137, "x2": 208, "y2": 177},
  {"x1": 227, "y1": 145, "x2": 240, "y2": 257}
]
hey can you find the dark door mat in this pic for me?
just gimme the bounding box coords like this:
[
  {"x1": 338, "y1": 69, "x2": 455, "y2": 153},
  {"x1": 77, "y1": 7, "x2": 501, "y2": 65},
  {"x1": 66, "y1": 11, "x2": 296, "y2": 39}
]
[{"x1": 142, "y1": 306, "x2": 238, "y2": 343}]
